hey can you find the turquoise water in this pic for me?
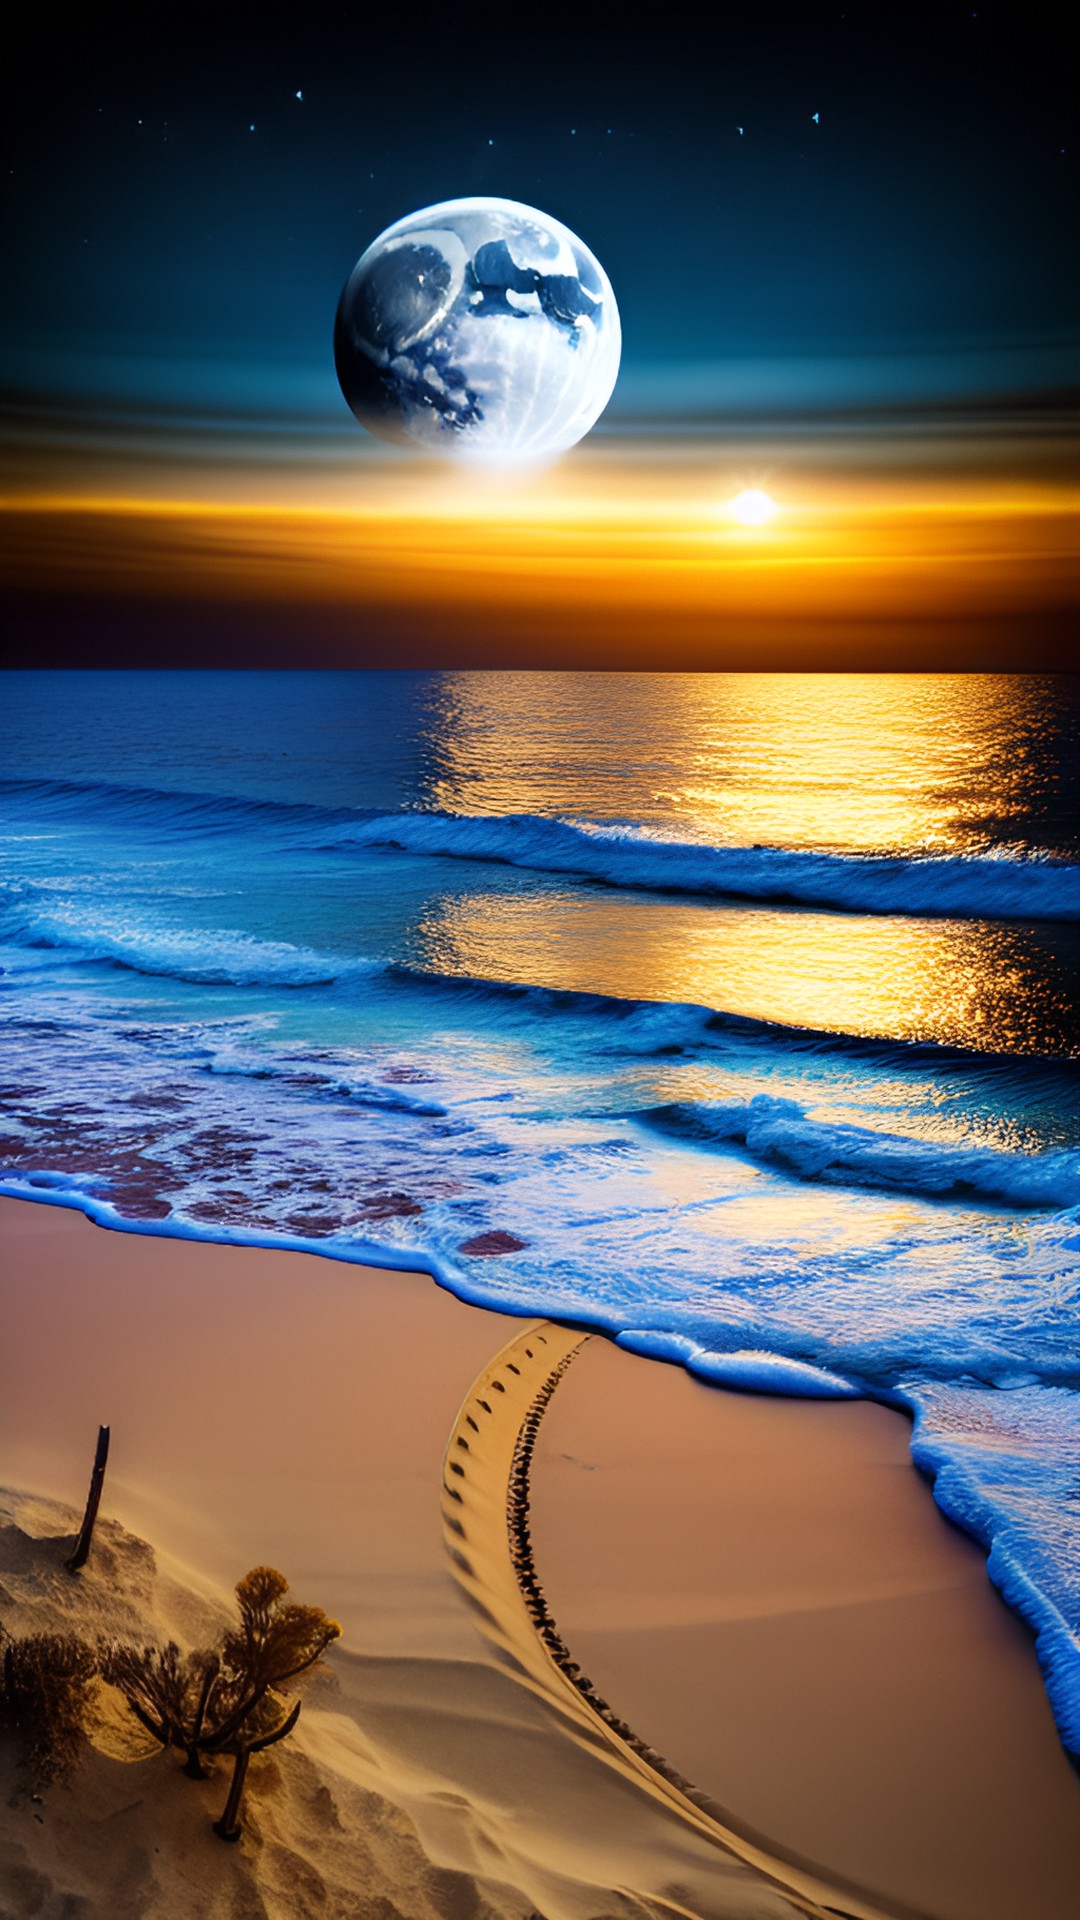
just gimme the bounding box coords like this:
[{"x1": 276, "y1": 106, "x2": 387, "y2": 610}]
[{"x1": 2, "y1": 669, "x2": 1078, "y2": 1752}]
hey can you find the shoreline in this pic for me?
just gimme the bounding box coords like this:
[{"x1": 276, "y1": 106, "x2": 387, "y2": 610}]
[
  {"x1": 440, "y1": 1318, "x2": 912, "y2": 1920},
  {"x1": 530, "y1": 1337, "x2": 1080, "y2": 1919},
  {"x1": 2, "y1": 1195, "x2": 1078, "y2": 1918}
]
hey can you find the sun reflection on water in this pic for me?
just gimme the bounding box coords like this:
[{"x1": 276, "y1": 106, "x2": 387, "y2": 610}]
[
  {"x1": 418, "y1": 672, "x2": 1073, "y2": 858},
  {"x1": 412, "y1": 887, "x2": 1079, "y2": 1060}
]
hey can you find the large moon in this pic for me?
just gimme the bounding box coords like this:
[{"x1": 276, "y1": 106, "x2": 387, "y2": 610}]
[{"x1": 334, "y1": 197, "x2": 621, "y2": 465}]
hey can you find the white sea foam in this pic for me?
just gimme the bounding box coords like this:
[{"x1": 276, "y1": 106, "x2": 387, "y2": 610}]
[{"x1": 0, "y1": 889, "x2": 368, "y2": 988}]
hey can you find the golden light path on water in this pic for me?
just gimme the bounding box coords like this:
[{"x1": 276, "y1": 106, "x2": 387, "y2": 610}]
[
  {"x1": 420, "y1": 671, "x2": 1069, "y2": 857},
  {"x1": 407, "y1": 671, "x2": 1078, "y2": 1061},
  {"x1": 412, "y1": 889, "x2": 1077, "y2": 1063}
]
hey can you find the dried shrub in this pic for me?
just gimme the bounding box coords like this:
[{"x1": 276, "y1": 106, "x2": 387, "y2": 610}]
[
  {"x1": 224, "y1": 1566, "x2": 341, "y2": 1700},
  {"x1": 0, "y1": 1627, "x2": 99, "y2": 1787},
  {"x1": 100, "y1": 1640, "x2": 222, "y2": 1776},
  {"x1": 104, "y1": 1567, "x2": 340, "y2": 1837}
]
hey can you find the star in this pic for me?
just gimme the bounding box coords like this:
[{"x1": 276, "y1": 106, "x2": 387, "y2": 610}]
[{"x1": 812, "y1": 111, "x2": 820, "y2": 124}]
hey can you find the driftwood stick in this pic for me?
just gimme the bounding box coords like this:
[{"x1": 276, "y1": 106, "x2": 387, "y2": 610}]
[{"x1": 65, "y1": 1424, "x2": 110, "y2": 1573}]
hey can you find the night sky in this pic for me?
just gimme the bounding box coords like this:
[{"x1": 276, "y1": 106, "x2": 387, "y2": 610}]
[{"x1": 4, "y1": 1, "x2": 1077, "y2": 667}]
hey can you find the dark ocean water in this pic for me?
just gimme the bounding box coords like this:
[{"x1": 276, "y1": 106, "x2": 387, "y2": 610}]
[{"x1": 1, "y1": 669, "x2": 1078, "y2": 1752}]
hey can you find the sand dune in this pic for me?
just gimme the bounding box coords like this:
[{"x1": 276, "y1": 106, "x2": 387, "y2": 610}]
[{"x1": 1, "y1": 1490, "x2": 516, "y2": 1920}]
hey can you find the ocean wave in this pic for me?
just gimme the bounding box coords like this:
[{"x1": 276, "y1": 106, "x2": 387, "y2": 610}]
[
  {"x1": 4, "y1": 777, "x2": 1076, "y2": 923},
  {"x1": 335, "y1": 811, "x2": 1080, "y2": 923},
  {"x1": 639, "y1": 1095, "x2": 1080, "y2": 1210},
  {"x1": 0, "y1": 775, "x2": 333, "y2": 837},
  {"x1": 383, "y1": 964, "x2": 1080, "y2": 1108},
  {"x1": 3, "y1": 886, "x2": 1076, "y2": 1115},
  {"x1": 908, "y1": 1383, "x2": 1080, "y2": 1754},
  {"x1": 612, "y1": 1328, "x2": 862, "y2": 1398},
  {"x1": 0, "y1": 888, "x2": 361, "y2": 989}
]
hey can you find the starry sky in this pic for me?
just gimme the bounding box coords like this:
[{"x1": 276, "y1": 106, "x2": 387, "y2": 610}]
[{"x1": 4, "y1": 1, "x2": 1078, "y2": 667}]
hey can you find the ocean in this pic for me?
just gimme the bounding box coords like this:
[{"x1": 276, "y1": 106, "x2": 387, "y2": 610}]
[{"x1": 2, "y1": 669, "x2": 1078, "y2": 1755}]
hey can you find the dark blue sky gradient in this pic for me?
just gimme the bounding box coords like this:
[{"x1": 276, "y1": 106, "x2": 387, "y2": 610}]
[{"x1": 5, "y1": 1, "x2": 1077, "y2": 423}]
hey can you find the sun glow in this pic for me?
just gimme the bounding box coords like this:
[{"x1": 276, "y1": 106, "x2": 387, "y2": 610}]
[
  {"x1": 3, "y1": 449, "x2": 1076, "y2": 668},
  {"x1": 730, "y1": 488, "x2": 777, "y2": 526}
]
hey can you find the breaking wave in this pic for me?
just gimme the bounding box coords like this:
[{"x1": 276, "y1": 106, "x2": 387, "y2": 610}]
[
  {"x1": 4, "y1": 778, "x2": 1076, "y2": 922},
  {"x1": 640, "y1": 1095, "x2": 1080, "y2": 1209},
  {"x1": 335, "y1": 810, "x2": 1080, "y2": 922},
  {"x1": 0, "y1": 887, "x2": 365, "y2": 989}
]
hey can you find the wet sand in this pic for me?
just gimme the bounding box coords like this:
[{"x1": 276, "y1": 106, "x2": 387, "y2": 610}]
[{"x1": 530, "y1": 1339, "x2": 1080, "y2": 1920}]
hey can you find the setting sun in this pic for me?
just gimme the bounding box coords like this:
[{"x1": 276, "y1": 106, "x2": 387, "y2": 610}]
[{"x1": 730, "y1": 488, "x2": 777, "y2": 526}]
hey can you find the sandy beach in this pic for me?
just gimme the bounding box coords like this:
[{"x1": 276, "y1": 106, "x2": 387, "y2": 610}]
[{"x1": 1, "y1": 1194, "x2": 1078, "y2": 1919}]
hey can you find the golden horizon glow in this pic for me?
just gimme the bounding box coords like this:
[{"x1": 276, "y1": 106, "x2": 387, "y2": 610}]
[
  {"x1": 2, "y1": 439, "x2": 1077, "y2": 653},
  {"x1": 3, "y1": 480, "x2": 1074, "y2": 607}
]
